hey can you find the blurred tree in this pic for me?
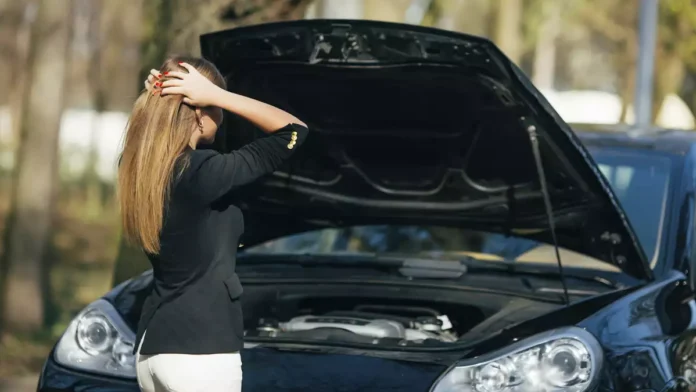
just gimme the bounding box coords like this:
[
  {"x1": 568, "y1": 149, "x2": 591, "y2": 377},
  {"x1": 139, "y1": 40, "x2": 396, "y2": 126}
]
[
  {"x1": 575, "y1": 0, "x2": 638, "y2": 121},
  {"x1": 78, "y1": 0, "x2": 144, "y2": 218},
  {"x1": 138, "y1": 0, "x2": 312, "y2": 97},
  {"x1": 113, "y1": 0, "x2": 313, "y2": 287},
  {"x1": 0, "y1": 0, "x2": 74, "y2": 333},
  {"x1": 425, "y1": 0, "x2": 491, "y2": 37},
  {"x1": 492, "y1": 0, "x2": 523, "y2": 64},
  {"x1": 0, "y1": 0, "x2": 35, "y2": 168},
  {"x1": 363, "y1": 0, "x2": 410, "y2": 22},
  {"x1": 657, "y1": 0, "x2": 696, "y2": 119},
  {"x1": 74, "y1": 0, "x2": 106, "y2": 220},
  {"x1": 529, "y1": 0, "x2": 561, "y2": 89},
  {"x1": 0, "y1": 0, "x2": 34, "y2": 328},
  {"x1": 576, "y1": 0, "x2": 696, "y2": 122}
]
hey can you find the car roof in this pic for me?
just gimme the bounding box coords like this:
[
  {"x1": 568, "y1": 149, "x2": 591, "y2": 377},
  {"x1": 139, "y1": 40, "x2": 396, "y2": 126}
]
[{"x1": 573, "y1": 123, "x2": 696, "y2": 155}]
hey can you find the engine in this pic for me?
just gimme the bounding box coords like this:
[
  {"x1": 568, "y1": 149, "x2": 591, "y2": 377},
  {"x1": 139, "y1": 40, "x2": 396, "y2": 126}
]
[{"x1": 248, "y1": 305, "x2": 459, "y2": 346}]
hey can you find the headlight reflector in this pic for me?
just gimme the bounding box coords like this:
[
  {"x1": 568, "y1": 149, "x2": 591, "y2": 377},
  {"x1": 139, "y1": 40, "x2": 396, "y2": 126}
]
[
  {"x1": 432, "y1": 327, "x2": 602, "y2": 392},
  {"x1": 54, "y1": 299, "x2": 136, "y2": 378}
]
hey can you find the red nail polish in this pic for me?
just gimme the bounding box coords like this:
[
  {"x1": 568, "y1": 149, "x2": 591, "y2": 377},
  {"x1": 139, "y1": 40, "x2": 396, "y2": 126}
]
[
  {"x1": 178, "y1": 62, "x2": 183, "y2": 65},
  {"x1": 164, "y1": 72, "x2": 169, "y2": 75}
]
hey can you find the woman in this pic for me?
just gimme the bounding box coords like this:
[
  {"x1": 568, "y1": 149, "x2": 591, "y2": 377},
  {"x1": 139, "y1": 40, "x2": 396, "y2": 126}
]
[{"x1": 118, "y1": 56, "x2": 307, "y2": 392}]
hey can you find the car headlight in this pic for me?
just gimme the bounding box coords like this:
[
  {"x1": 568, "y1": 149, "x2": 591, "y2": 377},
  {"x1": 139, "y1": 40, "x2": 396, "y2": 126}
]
[
  {"x1": 431, "y1": 327, "x2": 602, "y2": 392},
  {"x1": 54, "y1": 299, "x2": 136, "y2": 379}
]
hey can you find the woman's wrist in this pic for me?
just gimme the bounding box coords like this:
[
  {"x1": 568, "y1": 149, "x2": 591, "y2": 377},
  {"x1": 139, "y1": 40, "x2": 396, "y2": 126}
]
[
  {"x1": 209, "y1": 86, "x2": 230, "y2": 108},
  {"x1": 211, "y1": 88, "x2": 305, "y2": 132}
]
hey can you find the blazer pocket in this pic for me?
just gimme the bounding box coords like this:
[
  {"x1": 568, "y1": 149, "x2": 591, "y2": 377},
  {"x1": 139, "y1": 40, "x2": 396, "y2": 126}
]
[{"x1": 223, "y1": 274, "x2": 244, "y2": 300}]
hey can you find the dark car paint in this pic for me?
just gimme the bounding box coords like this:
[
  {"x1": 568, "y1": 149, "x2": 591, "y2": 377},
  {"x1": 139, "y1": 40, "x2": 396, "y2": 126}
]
[
  {"x1": 39, "y1": 346, "x2": 448, "y2": 392},
  {"x1": 200, "y1": 20, "x2": 651, "y2": 280},
  {"x1": 35, "y1": 273, "x2": 696, "y2": 391},
  {"x1": 577, "y1": 127, "x2": 694, "y2": 280},
  {"x1": 37, "y1": 128, "x2": 696, "y2": 391}
]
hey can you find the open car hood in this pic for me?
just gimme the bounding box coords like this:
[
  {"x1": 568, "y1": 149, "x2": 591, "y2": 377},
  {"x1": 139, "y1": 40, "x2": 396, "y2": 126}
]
[{"x1": 200, "y1": 20, "x2": 652, "y2": 280}]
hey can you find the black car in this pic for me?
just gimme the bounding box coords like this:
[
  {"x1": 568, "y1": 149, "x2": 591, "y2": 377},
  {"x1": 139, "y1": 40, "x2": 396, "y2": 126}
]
[{"x1": 38, "y1": 20, "x2": 696, "y2": 392}]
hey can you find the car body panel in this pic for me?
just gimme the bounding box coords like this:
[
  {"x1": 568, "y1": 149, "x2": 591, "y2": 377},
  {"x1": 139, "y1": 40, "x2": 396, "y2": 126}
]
[
  {"x1": 200, "y1": 20, "x2": 650, "y2": 279},
  {"x1": 39, "y1": 347, "x2": 448, "y2": 392},
  {"x1": 576, "y1": 126, "x2": 696, "y2": 278},
  {"x1": 39, "y1": 126, "x2": 696, "y2": 390},
  {"x1": 37, "y1": 271, "x2": 696, "y2": 392}
]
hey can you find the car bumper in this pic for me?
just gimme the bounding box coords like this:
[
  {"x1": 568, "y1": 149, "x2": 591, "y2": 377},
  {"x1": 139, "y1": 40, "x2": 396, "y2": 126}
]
[
  {"x1": 39, "y1": 347, "x2": 448, "y2": 391},
  {"x1": 38, "y1": 354, "x2": 138, "y2": 391}
]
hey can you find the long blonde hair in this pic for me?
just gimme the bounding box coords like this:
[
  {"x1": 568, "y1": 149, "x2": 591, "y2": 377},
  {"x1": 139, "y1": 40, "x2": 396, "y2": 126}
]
[{"x1": 118, "y1": 56, "x2": 226, "y2": 254}]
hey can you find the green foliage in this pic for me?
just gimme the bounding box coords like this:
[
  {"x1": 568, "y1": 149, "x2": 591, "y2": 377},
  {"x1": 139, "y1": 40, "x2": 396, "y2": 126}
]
[
  {"x1": 138, "y1": 0, "x2": 174, "y2": 86},
  {"x1": 660, "y1": 0, "x2": 696, "y2": 70}
]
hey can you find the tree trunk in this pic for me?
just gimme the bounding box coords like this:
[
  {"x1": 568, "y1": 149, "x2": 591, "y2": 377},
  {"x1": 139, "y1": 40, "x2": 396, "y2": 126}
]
[
  {"x1": 0, "y1": 0, "x2": 73, "y2": 333},
  {"x1": 531, "y1": 0, "x2": 560, "y2": 90},
  {"x1": 0, "y1": 1, "x2": 35, "y2": 292},
  {"x1": 618, "y1": 37, "x2": 638, "y2": 123},
  {"x1": 0, "y1": 1, "x2": 35, "y2": 162},
  {"x1": 619, "y1": 64, "x2": 636, "y2": 123},
  {"x1": 493, "y1": 0, "x2": 522, "y2": 64},
  {"x1": 652, "y1": 52, "x2": 685, "y2": 124},
  {"x1": 83, "y1": 0, "x2": 105, "y2": 220}
]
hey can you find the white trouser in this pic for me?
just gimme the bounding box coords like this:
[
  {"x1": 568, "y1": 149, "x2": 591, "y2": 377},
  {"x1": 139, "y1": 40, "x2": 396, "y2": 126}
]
[{"x1": 136, "y1": 331, "x2": 243, "y2": 392}]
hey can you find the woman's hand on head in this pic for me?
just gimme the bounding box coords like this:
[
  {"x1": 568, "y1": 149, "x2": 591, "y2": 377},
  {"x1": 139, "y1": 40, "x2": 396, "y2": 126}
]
[
  {"x1": 160, "y1": 63, "x2": 222, "y2": 107},
  {"x1": 144, "y1": 69, "x2": 161, "y2": 92}
]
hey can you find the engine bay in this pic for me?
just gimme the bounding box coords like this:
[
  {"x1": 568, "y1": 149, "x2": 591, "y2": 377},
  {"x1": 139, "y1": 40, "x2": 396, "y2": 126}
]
[
  {"x1": 249, "y1": 306, "x2": 459, "y2": 346},
  {"x1": 235, "y1": 281, "x2": 563, "y2": 348},
  {"x1": 244, "y1": 296, "x2": 486, "y2": 347}
]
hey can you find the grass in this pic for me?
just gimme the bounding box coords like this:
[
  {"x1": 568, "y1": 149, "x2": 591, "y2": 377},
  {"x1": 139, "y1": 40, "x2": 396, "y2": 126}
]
[
  {"x1": 0, "y1": 189, "x2": 121, "y2": 377},
  {"x1": 0, "y1": 332, "x2": 55, "y2": 378}
]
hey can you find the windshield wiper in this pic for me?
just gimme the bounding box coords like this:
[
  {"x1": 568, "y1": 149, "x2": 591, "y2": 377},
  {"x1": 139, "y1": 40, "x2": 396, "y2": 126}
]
[
  {"x1": 237, "y1": 252, "x2": 468, "y2": 279},
  {"x1": 458, "y1": 256, "x2": 620, "y2": 290},
  {"x1": 238, "y1": 252, "x2": 620, "y2": 290}
]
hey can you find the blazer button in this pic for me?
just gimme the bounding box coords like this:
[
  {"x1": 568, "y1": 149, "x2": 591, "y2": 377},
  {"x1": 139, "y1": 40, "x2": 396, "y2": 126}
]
[{"x1": 287, "y1": 143, "x2": 294, "y2": 149}]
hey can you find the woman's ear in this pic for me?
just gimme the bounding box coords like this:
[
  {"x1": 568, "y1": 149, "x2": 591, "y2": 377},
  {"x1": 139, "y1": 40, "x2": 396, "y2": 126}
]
[{"x1": 194, "y1": 108, "x2": 203, "y2": 131}]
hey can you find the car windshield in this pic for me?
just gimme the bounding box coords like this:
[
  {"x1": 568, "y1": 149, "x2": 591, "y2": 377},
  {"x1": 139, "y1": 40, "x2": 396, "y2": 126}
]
[
  {"x1": 588, "y1": 148, "x2": 672, "y2": 267},
  {"x1": 244, "y1": 149, "x2": 671, "y2": 272}
]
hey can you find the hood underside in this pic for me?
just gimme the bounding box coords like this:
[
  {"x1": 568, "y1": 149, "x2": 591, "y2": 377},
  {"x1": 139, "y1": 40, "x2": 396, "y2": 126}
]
[{"x1": 200, "y1": 20, "x2": 651, "y2": 280}]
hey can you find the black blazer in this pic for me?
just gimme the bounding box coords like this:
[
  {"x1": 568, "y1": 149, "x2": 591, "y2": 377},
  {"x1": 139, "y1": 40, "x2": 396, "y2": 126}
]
[{"x1": 133, "y1": 123, "x2": 308, "y2": 355}]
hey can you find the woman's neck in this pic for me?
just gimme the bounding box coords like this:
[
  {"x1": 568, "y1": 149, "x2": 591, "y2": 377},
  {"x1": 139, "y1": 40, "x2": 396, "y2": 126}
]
[{"x1": 188, "y1": 132, "x2": 200, "y2": 150}]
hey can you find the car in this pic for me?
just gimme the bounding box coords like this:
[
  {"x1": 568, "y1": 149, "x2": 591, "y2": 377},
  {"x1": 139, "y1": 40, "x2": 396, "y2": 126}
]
[{"x1": 37, "y1": 20, "x2": 696, "y2": 392}]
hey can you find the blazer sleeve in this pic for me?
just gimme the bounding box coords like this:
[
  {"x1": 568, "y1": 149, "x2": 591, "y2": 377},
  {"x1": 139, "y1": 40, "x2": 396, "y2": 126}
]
[{"x1": 185, "y1": 123, "x2": 308, "y2": 204}]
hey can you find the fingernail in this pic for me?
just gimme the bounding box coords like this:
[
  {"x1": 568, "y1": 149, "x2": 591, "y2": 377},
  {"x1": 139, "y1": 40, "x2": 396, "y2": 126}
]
[
  {"x1": 178, "y1": 62, "x2": 183, "y2": 65},
  {"x1": 155, "y1": 82, "x2": 161, "y2": 87},
  {"x1": 156, "y1": 74, "x2": 161, "y2": 79},
  {"x1": 164, "y1": 72, "x2": 169, "y2": 75}
]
